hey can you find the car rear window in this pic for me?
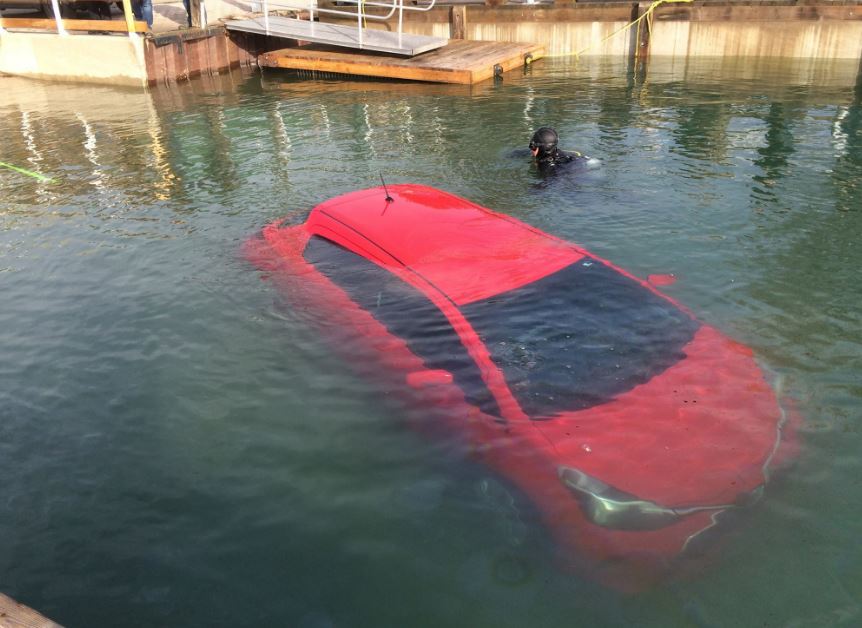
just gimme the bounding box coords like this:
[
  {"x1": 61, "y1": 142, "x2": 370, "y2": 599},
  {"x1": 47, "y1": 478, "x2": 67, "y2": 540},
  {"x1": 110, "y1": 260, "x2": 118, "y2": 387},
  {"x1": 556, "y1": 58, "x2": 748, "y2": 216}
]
[
  {"x1": 303, "y1": 236, "x2": 501, "y2": 418},
  {"x1": 460, "y1": 258, "x2": 700, "y2": 417}
]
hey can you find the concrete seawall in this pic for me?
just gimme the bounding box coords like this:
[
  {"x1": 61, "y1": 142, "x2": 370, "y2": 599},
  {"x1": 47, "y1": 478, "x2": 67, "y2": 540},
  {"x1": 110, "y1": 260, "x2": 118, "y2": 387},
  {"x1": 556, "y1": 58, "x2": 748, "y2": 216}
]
[
  {"x1": 0, "y1": 31, "x2": 149, "y2": 87},
  {"x1": 0, "y1": 27, "x2": 288, "y2": 86},
  {"x1": 337, "y1": 2, "x2": 862, "y2": 61},
  {"x1": 2, "y1": 1, "x2": 861, "y2": 86}
]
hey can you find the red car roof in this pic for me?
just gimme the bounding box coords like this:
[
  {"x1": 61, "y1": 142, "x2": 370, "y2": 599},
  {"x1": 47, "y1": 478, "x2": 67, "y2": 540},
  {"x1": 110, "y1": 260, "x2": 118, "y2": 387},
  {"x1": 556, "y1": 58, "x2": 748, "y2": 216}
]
[{"x1": 307, "y1": 184, "x2": 584, "y2": 306}]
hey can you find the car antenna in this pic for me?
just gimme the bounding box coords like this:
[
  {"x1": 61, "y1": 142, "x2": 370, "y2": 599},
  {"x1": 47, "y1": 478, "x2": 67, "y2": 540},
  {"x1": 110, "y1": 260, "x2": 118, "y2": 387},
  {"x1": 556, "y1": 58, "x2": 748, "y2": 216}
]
[{"x1": 380, "y1": 173, "x2": 394, "y2": 203}]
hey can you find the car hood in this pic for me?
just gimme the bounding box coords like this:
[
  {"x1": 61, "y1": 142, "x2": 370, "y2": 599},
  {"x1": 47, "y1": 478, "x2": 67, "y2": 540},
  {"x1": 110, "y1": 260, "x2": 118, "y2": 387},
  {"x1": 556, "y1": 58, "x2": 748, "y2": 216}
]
[{"x1": 532, "y1": 325, "x2": 789, "y2": 508}]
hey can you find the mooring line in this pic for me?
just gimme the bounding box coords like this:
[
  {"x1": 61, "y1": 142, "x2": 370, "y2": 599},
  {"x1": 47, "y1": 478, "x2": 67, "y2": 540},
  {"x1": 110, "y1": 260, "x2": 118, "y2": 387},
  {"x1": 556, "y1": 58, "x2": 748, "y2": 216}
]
[
  {"x1": 545, "y1": 0, "x2": 693, "y2": 59},
  {"x1": 0, "y1": 160, "x2": 54, "y2": 183}
]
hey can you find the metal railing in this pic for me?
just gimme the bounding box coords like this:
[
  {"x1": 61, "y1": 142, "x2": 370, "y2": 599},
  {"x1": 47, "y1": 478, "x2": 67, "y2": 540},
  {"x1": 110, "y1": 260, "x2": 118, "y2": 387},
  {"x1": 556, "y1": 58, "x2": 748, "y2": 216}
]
[
  {"x1": 253, "y1": 0, "x2": 438, "y2": 50},
  {"x1": 0, "y1": 0, "x2": 144, "y2": 38}
]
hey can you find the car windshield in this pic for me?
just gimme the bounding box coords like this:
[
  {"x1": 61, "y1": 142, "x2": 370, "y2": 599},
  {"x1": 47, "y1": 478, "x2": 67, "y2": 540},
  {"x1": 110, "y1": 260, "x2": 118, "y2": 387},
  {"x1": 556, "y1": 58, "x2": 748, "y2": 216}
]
[
  {"x1": 460, "y1": 258, "x2": 700, "y2": 417},
  {"x1": 303, "y1": 236, "x2": 501, "y2": 417}
]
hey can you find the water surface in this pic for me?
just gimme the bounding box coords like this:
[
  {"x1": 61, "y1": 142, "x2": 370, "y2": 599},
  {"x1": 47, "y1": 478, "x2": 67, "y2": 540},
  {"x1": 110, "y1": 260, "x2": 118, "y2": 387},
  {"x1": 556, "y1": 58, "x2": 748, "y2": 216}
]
[{"x1": 2, "y1": 57, "x2": 861, "y2": 627}]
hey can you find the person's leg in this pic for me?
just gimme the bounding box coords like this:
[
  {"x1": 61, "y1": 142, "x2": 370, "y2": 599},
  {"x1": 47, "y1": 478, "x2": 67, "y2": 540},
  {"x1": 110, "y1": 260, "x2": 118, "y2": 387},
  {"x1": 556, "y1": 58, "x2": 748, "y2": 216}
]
[
  {"x1": 140, "y1": 0, "x2": 152, "y2": 28},
  {"x1": 183, "y1": 0, "x2": 191, "y2": 27},
  {"x1": 131, "y1": 0, "x2": 142, "y2": 21}
]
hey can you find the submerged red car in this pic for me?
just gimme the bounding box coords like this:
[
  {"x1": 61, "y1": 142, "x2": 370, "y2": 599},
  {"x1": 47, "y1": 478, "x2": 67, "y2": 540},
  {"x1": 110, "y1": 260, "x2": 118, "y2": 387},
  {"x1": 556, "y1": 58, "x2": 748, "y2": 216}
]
[{"x1": 246, "y1": 184, "x2": 797, "y2": 589}]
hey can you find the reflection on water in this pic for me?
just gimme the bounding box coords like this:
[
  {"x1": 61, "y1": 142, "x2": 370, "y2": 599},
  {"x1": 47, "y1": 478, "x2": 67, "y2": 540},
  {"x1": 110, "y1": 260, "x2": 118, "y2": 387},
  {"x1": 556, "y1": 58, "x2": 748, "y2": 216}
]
[{"x1": 1, "y1": 57, "x2": 862, "y2": 627}]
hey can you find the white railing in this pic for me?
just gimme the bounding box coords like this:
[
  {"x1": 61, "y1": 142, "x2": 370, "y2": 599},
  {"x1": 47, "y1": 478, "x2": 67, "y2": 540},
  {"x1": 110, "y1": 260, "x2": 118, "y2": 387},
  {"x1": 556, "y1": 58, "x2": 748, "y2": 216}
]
[
  {"x1": 50, "y1": 0, "x2": 69, "y2": 36},
  {"x1": 253, "y1": 0, "x2": 437, "y2": 50},
  {"x1": 0, "y1": 0, "x2": 143, "y2": 38}
]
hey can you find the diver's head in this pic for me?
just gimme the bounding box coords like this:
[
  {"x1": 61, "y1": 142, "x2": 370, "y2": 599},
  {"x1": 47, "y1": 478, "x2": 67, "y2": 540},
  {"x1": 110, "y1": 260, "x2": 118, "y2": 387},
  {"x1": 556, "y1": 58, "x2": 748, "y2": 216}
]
[{"x1": 530, "y1": 127, "x2": 559, "y2": 159}]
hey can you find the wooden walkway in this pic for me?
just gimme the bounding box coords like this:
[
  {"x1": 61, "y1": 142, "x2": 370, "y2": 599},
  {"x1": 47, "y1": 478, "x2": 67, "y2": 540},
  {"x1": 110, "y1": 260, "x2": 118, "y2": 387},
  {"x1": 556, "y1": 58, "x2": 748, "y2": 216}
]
[
  {"x1": 0, "y1": 593, "x2": 62, "y2": 628},
  {"x1": 258, "y1": 39, "x2": 545, "y2": 85}
]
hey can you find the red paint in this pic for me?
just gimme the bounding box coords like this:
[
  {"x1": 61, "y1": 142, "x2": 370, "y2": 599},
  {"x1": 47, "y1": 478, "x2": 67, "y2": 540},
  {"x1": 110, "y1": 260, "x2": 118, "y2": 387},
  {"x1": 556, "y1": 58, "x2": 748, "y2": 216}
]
[
  {"x1": 648, "y1": 273, "x2": 677, "y2": 286},
  {"x1": 247, "y1": 184, "x2": 799, "y2": 591},
  {"x1": 406, "y1": 370, "x2": 454, "y2": 389}
]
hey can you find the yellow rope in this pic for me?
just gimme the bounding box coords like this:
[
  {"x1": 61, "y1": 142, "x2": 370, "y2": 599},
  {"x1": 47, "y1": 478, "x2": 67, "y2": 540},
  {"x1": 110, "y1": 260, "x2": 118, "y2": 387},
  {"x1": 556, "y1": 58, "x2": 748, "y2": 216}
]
[{"x1": 545, "y1": 0, "x2": 692, "y2": 59}]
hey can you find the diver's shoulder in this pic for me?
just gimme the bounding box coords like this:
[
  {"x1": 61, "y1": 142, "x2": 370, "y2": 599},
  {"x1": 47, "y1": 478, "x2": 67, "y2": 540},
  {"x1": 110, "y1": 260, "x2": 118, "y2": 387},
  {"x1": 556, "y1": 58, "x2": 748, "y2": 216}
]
[{"x1": 559, "y1": 149, "x2": 588, "y2": 162}]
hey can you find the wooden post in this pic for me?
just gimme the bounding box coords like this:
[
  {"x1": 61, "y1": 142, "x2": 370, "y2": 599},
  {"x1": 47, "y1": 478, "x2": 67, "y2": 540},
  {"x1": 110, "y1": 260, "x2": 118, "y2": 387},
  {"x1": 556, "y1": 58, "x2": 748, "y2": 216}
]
[
  {"x1": 855, "y1": 49, "x2": 862, "y2": 103},
  {"x1": 628, "y1": 1, "x2": 651, "y2": 83},
  {"x1": 449, "y1": 6, "x2": 466, "y2": 40},
  {"x1": 635, "y1": 2, "x2": 651, "y2": 62}
]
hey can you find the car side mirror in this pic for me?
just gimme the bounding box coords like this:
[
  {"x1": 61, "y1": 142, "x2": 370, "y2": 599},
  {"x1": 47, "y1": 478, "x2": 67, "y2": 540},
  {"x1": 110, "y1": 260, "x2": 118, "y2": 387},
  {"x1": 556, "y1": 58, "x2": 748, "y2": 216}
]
[
  {"x1": 648, "y1": 273, "x2": 677, "y2": 287},
  {"x1": 406, "y1": 370, "x2": 454, "y2": 389}
]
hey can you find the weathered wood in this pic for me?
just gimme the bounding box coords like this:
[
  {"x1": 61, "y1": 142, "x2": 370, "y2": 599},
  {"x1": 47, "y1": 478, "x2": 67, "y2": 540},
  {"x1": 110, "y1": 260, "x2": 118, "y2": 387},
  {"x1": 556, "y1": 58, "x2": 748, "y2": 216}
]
[
  {"x1": 449, "y1": 6, "x2": 467, "y2": 40},
  {"x1": 635, "y1": 2, "x2": 650, "y2": 61},
  {"x1": 226, "y1": 31, "x2": 242, "y2": 67},
  {"x1": 144, "y1": 37, "x2": 168, "y2": 85},
  {"x1": 258, "y1": 39, "x2": 544, "y2": 85},
  {"x1": 0, "y1": 17, "x2": 147, "y2": 32},
  {"x1": 171, "y1": 40, "x2": 189, "y2": 82},
  {"x1": 187, "y1": 38, "x2": 203, "y2": 77},
  {"x1": 0, "y1": 592, "x2": 63, "y2": 628}
]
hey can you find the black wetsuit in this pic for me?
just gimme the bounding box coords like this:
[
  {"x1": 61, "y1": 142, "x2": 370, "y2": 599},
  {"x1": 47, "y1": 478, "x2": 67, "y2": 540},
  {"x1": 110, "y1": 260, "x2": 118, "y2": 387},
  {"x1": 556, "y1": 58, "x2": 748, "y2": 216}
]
[{"x1": 536, "y1": 148, "x2": 587, "y2": 170}]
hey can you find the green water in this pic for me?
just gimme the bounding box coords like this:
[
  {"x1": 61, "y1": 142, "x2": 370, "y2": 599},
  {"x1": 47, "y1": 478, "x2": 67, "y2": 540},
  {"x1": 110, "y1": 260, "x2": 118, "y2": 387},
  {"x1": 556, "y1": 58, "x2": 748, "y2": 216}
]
[{"x1": 1, "y1": 57, "x2": 861, "y2": 627}]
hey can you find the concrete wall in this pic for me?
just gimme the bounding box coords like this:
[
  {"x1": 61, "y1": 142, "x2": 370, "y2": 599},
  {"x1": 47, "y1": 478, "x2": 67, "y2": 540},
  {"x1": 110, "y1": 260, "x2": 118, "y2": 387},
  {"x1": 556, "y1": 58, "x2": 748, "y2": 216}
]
[
  {"x1": 403, "y1": 19, "x2": 632, "y2": 58},
  {"x1": 466, "y1": 21, "x2": 634, "y2": 58},
  {"x1": 345, "y1": 3, "x2": 862, "y2": 60},
  {"x1": 0, "y1": 32, "x2": 148, "y2": 87},
  {"x1": 652, "y1": 20, "x2": 862, "y2": 59},
  {"x1": 0, "y1": 27, "x2": 285, "y2": 87}
]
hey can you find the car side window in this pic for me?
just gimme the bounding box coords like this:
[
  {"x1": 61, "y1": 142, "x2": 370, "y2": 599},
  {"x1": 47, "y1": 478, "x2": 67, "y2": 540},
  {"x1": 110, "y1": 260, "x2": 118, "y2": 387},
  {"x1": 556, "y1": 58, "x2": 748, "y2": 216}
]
[{"x1": 303, "y1": 236, "x2": 501, "y2": 418}]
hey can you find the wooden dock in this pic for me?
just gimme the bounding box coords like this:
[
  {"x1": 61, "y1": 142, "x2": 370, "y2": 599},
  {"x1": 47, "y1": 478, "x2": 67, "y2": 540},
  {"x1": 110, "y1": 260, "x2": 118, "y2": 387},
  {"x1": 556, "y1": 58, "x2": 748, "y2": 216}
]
[
  {"x1": 258, "y1": 39, "x2": 545, "y2": 85},
  {"x1": 0, "y1": 592, "x2": 62, "y2": 628}
]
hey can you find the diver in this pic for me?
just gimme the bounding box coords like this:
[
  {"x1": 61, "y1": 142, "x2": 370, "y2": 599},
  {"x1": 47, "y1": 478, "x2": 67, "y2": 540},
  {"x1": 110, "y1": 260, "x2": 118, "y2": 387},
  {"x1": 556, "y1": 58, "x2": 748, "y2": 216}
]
[{"x1": 529, "y1": 127, "x2": 588, "y2": 171}]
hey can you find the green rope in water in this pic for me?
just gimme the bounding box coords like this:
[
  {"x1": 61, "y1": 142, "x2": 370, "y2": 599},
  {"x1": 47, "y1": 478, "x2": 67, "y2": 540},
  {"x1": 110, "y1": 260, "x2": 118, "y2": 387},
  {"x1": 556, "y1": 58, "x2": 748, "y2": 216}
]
[{"x1": 0, "y1": 160, "x2": 54, "y2": 183}]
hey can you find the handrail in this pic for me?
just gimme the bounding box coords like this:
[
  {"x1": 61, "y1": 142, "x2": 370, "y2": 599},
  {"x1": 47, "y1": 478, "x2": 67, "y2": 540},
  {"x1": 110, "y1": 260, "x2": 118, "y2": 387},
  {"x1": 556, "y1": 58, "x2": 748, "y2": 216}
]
[
  {"x1": 0, "y1": 0, "x2": 143, "y2": 36},
  {"x1": 49, "y1": 0, "x2": 68, "y2": 35},
  {"x1": 254, "y1": 0, "x2": 437, "y2": 25},
  {"x1": 250, "y1": 0, "x2": 438, "y2": 51},
  {"x1": 262, "y1": 0, "x2": 395, "y2": 22},
  {"x1": 121, "y1": 0, "x2": 137, "y2": 37}
]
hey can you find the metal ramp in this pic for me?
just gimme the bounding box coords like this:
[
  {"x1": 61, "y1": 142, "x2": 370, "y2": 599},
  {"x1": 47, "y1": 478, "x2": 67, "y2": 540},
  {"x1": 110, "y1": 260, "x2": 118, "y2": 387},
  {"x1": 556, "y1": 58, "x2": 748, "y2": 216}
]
[
  {"x1": 225, "y1": 16, "x2": 447, "y2": 56},
  {"x1": 224, "y1": 1, "x2": 446, "y2": 57}
]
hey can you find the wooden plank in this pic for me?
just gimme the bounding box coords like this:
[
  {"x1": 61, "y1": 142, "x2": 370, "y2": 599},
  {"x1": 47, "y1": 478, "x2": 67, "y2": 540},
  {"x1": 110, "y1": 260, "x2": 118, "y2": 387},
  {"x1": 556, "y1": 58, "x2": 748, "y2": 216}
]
[
  {"x1": 0, "y1": 592, "x2": 63, "y2": 628},
  {"x1": 226, "y1": 32, "x2": 242, "y2": 67},
  {"x1": 258, "y1": 40, "x2": 544, "y2": 84},
  {"x1": 0, "y1": 17, "x2": 147, "y2": 33},
  {"x1": 263, "y1": 51, "x2": 473, "y2": 84},
  {"x1": 187, "y1": 37, "x2": 203, "y2": 78},
  {"x1": 208, "y1": 32, "x2": 228, "y2": 74},
  {"x1": 144, "y1": 36, "x2": 169, "y2": 85},
  {"x1": 171, "y1": 40, "x2": 189, "y2": 82}
]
